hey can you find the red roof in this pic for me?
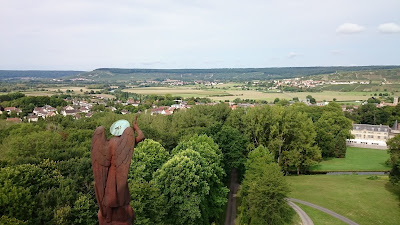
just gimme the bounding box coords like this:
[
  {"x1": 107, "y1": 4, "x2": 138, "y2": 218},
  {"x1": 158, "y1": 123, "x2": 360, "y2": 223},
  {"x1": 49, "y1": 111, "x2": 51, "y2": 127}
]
[{"x1": 6, "y1": 118, "x2": 21, "y2": 122}]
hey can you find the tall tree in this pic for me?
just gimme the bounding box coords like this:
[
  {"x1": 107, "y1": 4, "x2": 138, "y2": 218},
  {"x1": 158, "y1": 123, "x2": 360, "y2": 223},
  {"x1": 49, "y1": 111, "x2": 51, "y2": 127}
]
[
  {"x1": 212, "y1": 125, "x2": 249, "y2": 179},
  {"x1": 273, "y1": 108, "x2": 321, "y2": 174},
  {"x1": 171, "y1": 135, "x2": 228, "y2": 222},
  {"x1": 387, "y1": 135, "x2": 400, "y2": 185},
  {"x1": 315, "y1": 111, "x2": 353, "y2": 158},
  {"x1": 240, "y1": 146, "x2": 292, "y2": 225},
  {"x1": 153, "y1": 151, "x2": 211, "y2": 225}
]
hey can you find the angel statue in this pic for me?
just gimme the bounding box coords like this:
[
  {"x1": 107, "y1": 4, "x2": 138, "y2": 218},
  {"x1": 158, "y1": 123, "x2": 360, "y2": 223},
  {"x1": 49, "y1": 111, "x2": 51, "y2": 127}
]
[{"x1": 91, "y1": 117, "x2": 145, "y2": 225}]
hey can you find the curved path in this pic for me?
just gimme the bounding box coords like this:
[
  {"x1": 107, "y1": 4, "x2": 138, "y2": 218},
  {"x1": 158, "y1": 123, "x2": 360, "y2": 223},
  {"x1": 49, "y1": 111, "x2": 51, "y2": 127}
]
[
  {"x1": 287, "y1": 198, "x2": 360, "y2": 225},
  {"x1": 287, "y1": 200, "x2": 314, "y2": 225}
]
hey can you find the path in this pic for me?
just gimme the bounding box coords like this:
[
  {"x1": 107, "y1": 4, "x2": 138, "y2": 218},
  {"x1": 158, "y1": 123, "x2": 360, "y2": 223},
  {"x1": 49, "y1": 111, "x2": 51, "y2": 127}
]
[
  {"x1": 287, "y1": 198, "x2": 360, "y2": 225},
  {"x1": 287, "y1": 200, "x2": 314, "y2": 225},
  {"x1": 224, "y1": 169, "x2": 240, "y2": 225}
]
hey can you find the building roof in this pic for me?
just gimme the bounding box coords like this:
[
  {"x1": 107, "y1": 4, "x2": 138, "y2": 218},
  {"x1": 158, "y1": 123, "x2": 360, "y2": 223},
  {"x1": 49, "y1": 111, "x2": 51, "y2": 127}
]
[
  {"x1": 6, "y1": 117, "x2": 22, "y2": 122},
  {"x1": 353, "y1": 124, "x2": 390, "y2": 132}
]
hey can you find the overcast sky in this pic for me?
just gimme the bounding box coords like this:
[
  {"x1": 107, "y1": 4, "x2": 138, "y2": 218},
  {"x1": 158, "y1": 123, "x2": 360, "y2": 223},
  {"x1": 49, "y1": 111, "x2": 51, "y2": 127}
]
[{"x1": 1, "y1": 0, "x2": 399, "y2": 70}]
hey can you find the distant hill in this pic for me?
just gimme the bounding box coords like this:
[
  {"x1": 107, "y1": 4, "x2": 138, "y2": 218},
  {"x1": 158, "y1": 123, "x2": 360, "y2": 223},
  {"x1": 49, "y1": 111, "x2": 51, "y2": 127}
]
[
  {"x1": 308, "y1": 68, "x2": 400, "y2": 83},
  {"x1": 75, "y1": 66, "x2": 400, "y2": 82},
  {"x1": 0, "y1": 70, "x2": 84, "y2": 80}
]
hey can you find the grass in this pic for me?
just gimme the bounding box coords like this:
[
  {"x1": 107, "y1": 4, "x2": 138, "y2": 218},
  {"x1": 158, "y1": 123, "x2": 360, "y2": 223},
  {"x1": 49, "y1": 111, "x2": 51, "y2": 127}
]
[
  {"x1": 310, "y1": 147, "x2": 391, "y2": 172},
  {"x1": 20, "y1": 83, "x2": 398, "y2": 102},
  {"x1": 294, "y1": 202, "x2": 347, "y2": 225},
  {"x1": 286, "y1": 175, "x2": 400, "y2": 225},
  {"x1": 234, "y1": 192, "x2": 301, "y2": 225},
  {"x1": 122, "y1": 87, "x2": 227, "y2": 98},
  {"x1": 289, "y1": 207, "x2": 302, "y2": 225}
]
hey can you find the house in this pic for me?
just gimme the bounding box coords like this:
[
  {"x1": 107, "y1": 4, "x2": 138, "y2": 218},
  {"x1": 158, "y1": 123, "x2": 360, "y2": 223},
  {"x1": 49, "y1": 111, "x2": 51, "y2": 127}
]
[
  {"x1": 124, "y1": 99, "x2": 140, "y2": 107},
  {"x1": 316, "y1": 101, "x2": 329, "y2": 107},
  {"x1": 85, "y1": 112, "x2": 94, "y2": 118},
  {"x1": 62, "y1": 109, "x2": 80, "y2": 116},
  {"x1": 121, "y1": 109, "x2": 129, "y2": 115},
  {"x1": 27, "y1": 114, "x2": 39, "y2": 122},
  {"x1": 4, "y1": 107, "x2": 22, "y2": 115},
  {"x1": 33, "y1": 105, "x2": 57, "y2": 118},
  {"x1": 346, "y1": 122, "x2": 399, "y2": 149},
  {"x1": 80, "y1": 106, "x2": 90, "y2": 113},
  {"x1": 151, "y1": 106, "x2": 174, "y2": 115}
]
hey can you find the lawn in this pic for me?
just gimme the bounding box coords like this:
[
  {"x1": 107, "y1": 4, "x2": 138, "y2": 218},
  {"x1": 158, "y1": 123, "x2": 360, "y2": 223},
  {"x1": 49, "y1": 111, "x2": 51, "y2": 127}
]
[
  {"x1": 294, "y1": 203, "x2": 347, "y2": 225},
  {"x1": 310, "y1": 147, "x2": 391, "y2": 172},
  {"x1": 286, "y1": 175, "x2": 400, "y2": 225}
]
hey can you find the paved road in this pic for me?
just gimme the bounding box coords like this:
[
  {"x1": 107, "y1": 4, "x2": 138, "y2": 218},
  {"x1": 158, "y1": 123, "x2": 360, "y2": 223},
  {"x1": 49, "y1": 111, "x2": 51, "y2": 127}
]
[
  {"x1": 225, "y1": 169, "x2": 240, "y2": 225},
  {"x1": 287, "y1": 200, "x2": 314, "y2": 225},
  {"x1": 287, "y1": 198, "x2": 360, "y2": 225}
]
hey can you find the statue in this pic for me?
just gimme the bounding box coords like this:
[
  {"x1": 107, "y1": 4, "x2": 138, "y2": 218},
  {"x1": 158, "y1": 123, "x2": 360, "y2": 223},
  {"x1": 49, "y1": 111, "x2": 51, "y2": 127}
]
[{"x1": 91, "y1": 117, "x2": 145, "y2": 225}]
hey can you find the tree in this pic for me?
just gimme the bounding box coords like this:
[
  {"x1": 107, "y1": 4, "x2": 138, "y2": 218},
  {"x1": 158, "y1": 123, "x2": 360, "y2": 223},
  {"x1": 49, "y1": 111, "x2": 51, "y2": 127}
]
[
  {"x1": 212, "y1": 125, "x2": 249, "y2": 179},
  {"x1": 239, "y1": 146, "x2": 292, "y2": 225},
  {"x1": 171, "y1": 135, "x2": 228, "y2": 222},
  {"x1": 306, "y1": 95, "x2": 316, "y2": 104},
  {"x1": 153, "y1": 151, "x2": 211, "y2": 225},
  {"x1": 129, "y1": 139, "x2": 169, "y2": 182},
  {"x1": 387, "y1": 135, "x2": 400, "y2": 185},
  {"x1": 315, "y1": 111, "x2": 353, "y2": 158},
  {"x1": 269, "y1": 107, "x2": 321, "y2": 174},
  {"x1": 129, "y1": 180, "x2": 167, "y2": 225}
]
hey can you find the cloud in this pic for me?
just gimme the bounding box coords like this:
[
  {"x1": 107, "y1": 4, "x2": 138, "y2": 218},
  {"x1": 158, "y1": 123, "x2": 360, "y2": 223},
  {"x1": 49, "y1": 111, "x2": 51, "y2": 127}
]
[
  {"x1": 336, "y1": 23, "x2": 365, "y2": 34},
  {"x1": 378, "y1": 23, "x2": 400, "y2": 33},
  {"x1": 288, "y1": 52, "x2": 298, "y2": 58},
  {"x1": 331, "y1": 50, "x2": 342, "y2": 55}
]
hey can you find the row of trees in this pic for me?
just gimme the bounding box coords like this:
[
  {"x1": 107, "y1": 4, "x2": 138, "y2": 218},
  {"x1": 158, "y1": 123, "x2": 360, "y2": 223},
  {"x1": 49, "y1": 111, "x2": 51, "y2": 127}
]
[{"x1": 345, "y1": 102, "x2": 400, "y2": 127}]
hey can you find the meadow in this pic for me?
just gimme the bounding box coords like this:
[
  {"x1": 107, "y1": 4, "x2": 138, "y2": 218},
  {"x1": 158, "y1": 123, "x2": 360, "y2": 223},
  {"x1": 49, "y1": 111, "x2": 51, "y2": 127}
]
[
  {"x1": 294, "y1": 203, "x2": 347, "y2": 225},
  {"x1": 123, "y1": 85, "x2": 373, "y2": 102},
  {"x1": 15, "y1": 82, "x2": 396, "y2": 103},
  {"x1": 310, "y1": 147, "x2": 391, "y2": 172},
  {"x1": 286, "y1": 175, "x2": 400, "y2": 225},
  {"x1": 22, "y1": 86, "x2": 115, "y2": 99}
]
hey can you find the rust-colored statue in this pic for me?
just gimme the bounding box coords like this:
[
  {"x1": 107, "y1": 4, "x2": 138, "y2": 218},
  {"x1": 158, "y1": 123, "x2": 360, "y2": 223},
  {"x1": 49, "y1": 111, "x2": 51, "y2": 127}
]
[{"x1": 91, "y1": 117, "x2": 145, "y2": 225}]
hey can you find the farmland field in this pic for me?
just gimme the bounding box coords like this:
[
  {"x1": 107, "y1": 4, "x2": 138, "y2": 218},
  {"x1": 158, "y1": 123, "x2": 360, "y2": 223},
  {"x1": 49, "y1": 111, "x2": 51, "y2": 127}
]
[
  {"x1": 22, "y1": 86, "x2": 115, "y2": 99},
  {"x1": 123, "y1": 86, "x2": 373, "y2": 102},
  {"x1": 122, "y1": 87, "x2": 229, "y2": 98},
  {"x1": 16, "y1": 83, "x2": 398, "y2": 103}
]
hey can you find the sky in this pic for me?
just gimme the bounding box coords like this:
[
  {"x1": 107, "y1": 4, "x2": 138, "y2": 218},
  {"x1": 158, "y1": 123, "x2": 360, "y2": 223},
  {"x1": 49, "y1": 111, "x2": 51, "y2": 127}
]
[{"x1": 0, "y1": 0, "x2": 399, "y2": 70}]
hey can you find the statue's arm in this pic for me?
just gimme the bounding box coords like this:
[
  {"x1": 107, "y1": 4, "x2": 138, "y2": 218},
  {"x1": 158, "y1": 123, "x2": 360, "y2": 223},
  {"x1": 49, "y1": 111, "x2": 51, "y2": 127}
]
[{"x1": 133, "y1": 116, "x2": 145, "y2": 144}]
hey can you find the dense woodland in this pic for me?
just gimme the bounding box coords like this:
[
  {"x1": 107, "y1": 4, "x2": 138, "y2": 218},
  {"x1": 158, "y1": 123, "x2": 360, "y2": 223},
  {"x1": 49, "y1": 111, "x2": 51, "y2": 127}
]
[
  {"x1": 2, "y1": 66, "x2": 399, "y2": 82},
  {"x1": 79, "y1": 66, "x2": 400, "y2": 82},
  {"x1": 0, "y1": 92, "x2": 399, "y2": 224}
]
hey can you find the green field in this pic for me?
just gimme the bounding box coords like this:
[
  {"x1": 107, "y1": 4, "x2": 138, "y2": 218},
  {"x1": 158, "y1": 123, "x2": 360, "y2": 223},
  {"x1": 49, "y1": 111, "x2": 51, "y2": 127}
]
[
  {"x1": 286, "y1": 175, "x2": 400, "y2": 225},
  {"x1": 310, "y1": 147, "x2": 391, "y2": 172},
  {"x1": 294, "y1": 203, "x2": 347, "y2": 225}
]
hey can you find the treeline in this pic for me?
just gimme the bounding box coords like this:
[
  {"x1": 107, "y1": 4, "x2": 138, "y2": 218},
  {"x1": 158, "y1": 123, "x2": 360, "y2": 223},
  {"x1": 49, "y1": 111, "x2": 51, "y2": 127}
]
[
  {"x1": 80, "y1": 66, "x2": 400, "y2": 82},
  {"x1": 0, "y1": 70, "x2": 83, "y2": 79},
  {"x1": 345, "y1": 103, "x2": 400, "y2": 127},
  {"x1": 0, "y1": 102, "x2": 353, "y2": 224}
]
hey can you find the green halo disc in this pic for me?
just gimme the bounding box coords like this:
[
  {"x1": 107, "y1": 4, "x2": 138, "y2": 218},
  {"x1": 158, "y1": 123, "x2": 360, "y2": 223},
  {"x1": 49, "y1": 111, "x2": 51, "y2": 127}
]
[{"x1": 110, "y1": 119, "x2": 130, "y2": 136}]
